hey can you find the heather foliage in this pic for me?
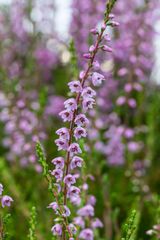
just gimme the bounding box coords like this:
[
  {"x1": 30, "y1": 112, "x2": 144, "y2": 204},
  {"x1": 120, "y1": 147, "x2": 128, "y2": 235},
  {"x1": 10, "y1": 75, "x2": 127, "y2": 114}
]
[{"x1": 0, "y1": 0, "x2": 160, "y2": 239}]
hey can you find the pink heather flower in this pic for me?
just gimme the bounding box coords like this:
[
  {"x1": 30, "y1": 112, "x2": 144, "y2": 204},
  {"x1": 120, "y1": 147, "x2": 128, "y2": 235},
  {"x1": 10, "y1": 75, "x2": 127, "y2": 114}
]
[
  {"x1": 51, "y1": 169, "x2": 63, "y2": 182},
  {"x1": 74, "y1": 127, "x2": 87, "y2": 140},
  {"x1": 47, "y1": 202, "x2": 59, "y2": 214},
  {"x1": 82, "y1": 98, "x2": 95, "y2": 112},
  {"x1": 101, "y1": 22, "x2": 106, "y2": 30},
  {"x1": 87, "y1": 195, "x2": 96, "y2": 206},
  {"x1": 116, "y1": 96, "x2": 126, "y2": 106},
  {"x1": 124, "y1": 83, "x2": 132, "y2": 93},
  {"x1": 134, "y1": 83, "x2": 143, "y2": 92},
  {"x1": 79, "y1": 229, "x2": 93, "y2": 240},
  {"x1": 89, "y1": 45, "x2": 96, "y2": 52},
  {"x1": 59, "y1": 110, "x2": 73, "y2": 122},
  {"x1": 92, "y1": 72, "x2": 105, "y2": 86},
  {"x1": 83, "y1": 53, "x2": 92, "y2": 59},
  {"x1": 0, "y1": 183, "x2": 3, "y2": 195},
  {"x1": 55, "y1": 138, "x2": 68, "y2": 151},
  {"x1": 82, "y1": 87, "x2": 96, "y2": 98},
  {"x1": 51, "y1": 157, "x2": 65, "y2": 169},
  {"x1": 62, "y1": 205, "x2": 71, "y2": 217},
  {"x1": 56, "y1": 127, "x2": 70, "y2": 140},
  {"x1": 90, "y1": 28, "x2": 99, "y2": 35},
  {"x1": 128, "y1": 98, "x2": 137, "y2": 108},
  {"x1": 110, "y1": 20, "x2": 120, "y2": 27},
  {"x1": 128, "y1": 141, "x2": 141, "y2": 153},
  {"x1": 79, "y1": 71, "x2": 85, "y2": 79},
  {"x1": 124, "y1": 129, "x2": 134, "y2": 139},
  {"x1": 109, "y1": 13, "x2": 115, "y2": 19},
  {"x1": 1, "y1": 195, "x2": 13, "y2": 208},
  {"x1": 118, "y1": 68, "x2": 128, "y2": 76},
  {"x1": 91, "y1": 218, "x2": 103, "y2": 228},
  {"x1": 75, "y1": 114, "x2": 89, "y2": 127},
  {"x1": 68, "y1": 223, "x2": 77, "y2": 234},
  {"x1": 104, "y1": 34, "x2": 111, "y2": 41},
  {"x1": 64, "y1": 98, "x2": 77, "y2": 111},
  {"x1": 71, "y1": 156, "x2": 83, "y2": 169},
  {"x1": 51, "y1": 224, "x2": 62, "y2": 236},
  {"x1": 68, "y1": 143, "x2": 82, "y2": 156},
  {"x1": 67, "y1": 186, "x2": 80, "y2": 198},
  {"x1": 74, "y1": 216, "x2": 85, "y2": 229},
  {"x1": 102, "y1": 45, "x2": 113, "y2": 52},
  {"x1": 77, "y1": 205, "x2": 94, "y2": 217},
  {"x1": 64, "y1": 174, "x2": 76, "y2": 187},
  {"x1": 92, "y1": 60, "x2": 100, "y2": 69},
  {"x1": 68, "y1": 80, "x2": 82, "y2": 93}
]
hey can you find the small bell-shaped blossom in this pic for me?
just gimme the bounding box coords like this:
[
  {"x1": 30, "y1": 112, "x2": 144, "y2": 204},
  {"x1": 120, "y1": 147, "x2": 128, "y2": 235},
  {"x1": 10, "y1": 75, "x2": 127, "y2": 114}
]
[
  {"x1": 59, "y1": 110, "x2": 73, "y2": 122},
  {"x1": 82, "y1": 98, "x2": 95, "y2": 112},
  {"x1": 74, "y1": 127, "x2": 87, "y2": 140},
  {"x1": 79, "y1": 229, "x2": 93, "y2": 240},
  {"x1": 75, "y1": 114, "x2": 89, "y2": 127},
  {"x1": 47, "y1": 202, "x2": 59, "y2": 214},
  {"x1": 77, "y1": 204, "x2": 94, "y2": 217},
  {"x1": 92, "y1": 60, "x2": 100, "y2": 69},
  {"x1": 62, "y1": 205, "x2": 71, "y2": 217},
  {"x1": 128, "y1": 98, "x2": 137, "y2": 108},
  {"x1": 55, "y1": 138, "x2": 68, "y2": 151},
  {"x1": 68, "y1": 223, "x2": 77, "y2": 235},
  {"x1": 67, "y1": 186, "x2": 80, "y2": 199},
  {"x1": 51, "y1": 169, "x2": 63, "y2": 182},
  {"x1": 110, "y1": 20, "x2": 120, "y2": 27},
  {"x1": 71, "y1": 156, "x2": 83, "y2": 169},
  {"x1": 68, "y1": 143, "x2": 82, "y2": 156},
  {"x1": 90, "y1": 28, "x2": 99, "y2": 35},
  {"x1": 68, "y1": 81, "x2": 82, "y2": 93},
  {"x1": 56, "y1": 127, "x2": 70, "y2": 140},
  {"x1": 64, "y1": 174, "x2": 76, "y2": 187},
  {"x1": 1, "y1": 195, "x2": 13, "y2": 208},
  {"x1": 83, "y1": 53, "x2": 92, "y2": 59},
  {"x1": 64, "y1": 98, "x2": 77, "y2": 111},
  {"x1": 74, "y1": 217, "x2": 85, "y2": 229},
  {"x1": 116, "y1": 96, "x2": 126, "y2": 106},
  {"x1": 51, "y1": 157, "x2": 64, "y2": 169},
  {"x1": 82, "y1": 87, "x2": 96, "y2": 98},
  {"x1": 91, "y1": 218, "x2": 103, "y2": 228},
  {"x1": 89, "y1": 45, "x2": 96, "y2": 52},
  {"x1": 51, "y1": 224, "x2": 62, "y2": 236},
  {"x1": 102, "y1": 45, "x2": 113, "y2": 52},
  {"x1": 92, "y1": 72, "x2": 105, "y2": 86}
]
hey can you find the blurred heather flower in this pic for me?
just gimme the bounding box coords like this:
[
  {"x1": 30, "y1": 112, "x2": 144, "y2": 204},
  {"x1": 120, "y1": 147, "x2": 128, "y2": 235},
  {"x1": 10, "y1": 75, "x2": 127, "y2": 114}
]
[
  {"x1": 51, "y1": 224, "x2": 62, "y2": 236},
  {"x1": 1, "y1": 195, "x2": 13, "y2": 208},
  {"x1": 79, "y1": 228, "x2": 93, "y2": 240}
]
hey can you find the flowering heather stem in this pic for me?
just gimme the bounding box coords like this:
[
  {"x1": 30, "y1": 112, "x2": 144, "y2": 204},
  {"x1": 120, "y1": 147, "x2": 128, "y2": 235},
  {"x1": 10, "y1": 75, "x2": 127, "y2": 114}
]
[
  {"x1": 47, "y1": 0, "x2": 118, "y2": 239},
  {"x1": 63, "y1": 0, "x2": 117, "y2": 208}
]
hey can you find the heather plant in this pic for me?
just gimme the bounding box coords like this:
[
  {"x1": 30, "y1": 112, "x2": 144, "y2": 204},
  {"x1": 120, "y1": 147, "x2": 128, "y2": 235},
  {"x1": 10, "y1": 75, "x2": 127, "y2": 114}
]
[{"x1": 0, "y1": 0, "x2": 160, "y2": 239}]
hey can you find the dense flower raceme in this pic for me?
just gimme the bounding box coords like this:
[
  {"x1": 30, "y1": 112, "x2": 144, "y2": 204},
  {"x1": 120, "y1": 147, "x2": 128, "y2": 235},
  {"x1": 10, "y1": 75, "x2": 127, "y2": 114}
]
[
  {"x1": 0, "y1": 183, "x2": 13, "y2": 208},
  {"x1": 48, "y1": 3, "x2": 118, "y2": 239}
]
